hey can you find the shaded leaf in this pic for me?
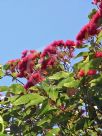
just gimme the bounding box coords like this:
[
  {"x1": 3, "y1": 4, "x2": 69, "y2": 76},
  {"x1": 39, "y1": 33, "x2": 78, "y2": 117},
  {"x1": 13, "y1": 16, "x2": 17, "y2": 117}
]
[
  {"x1": 13, "y1": 93, "x2": 45, "y2": 106},
  {"x1": 46, "y1": 128, "x2": 60, "y2": 136},
  {"x1": 48, "y1": 71, "x2": 69, "y2": 80}
]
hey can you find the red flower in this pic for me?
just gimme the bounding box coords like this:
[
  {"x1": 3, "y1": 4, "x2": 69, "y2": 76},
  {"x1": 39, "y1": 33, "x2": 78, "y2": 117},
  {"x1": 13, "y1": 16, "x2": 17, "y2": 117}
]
[
  {"x1": 65, "y1": 40, "x2": 75, "y2": 48},
  {"x1": 90, "y1": 11, "x2": 101, "y2": 24},
  {"x1": 76, "y1": 9, "x2": 102, "y2": 42},
  {"x1": 75, "y1": 41, "x2": 83, "y2": 47},
  {"x1": 24, "y1": 72, "x2": 44, "y2": 89},
  {"x1": 21, "y1": 50, "x2": 28, "y2": 58},
  {"x1": 56, "y1": 40, "x2": 65, "y2": 47},
  {"x1": 88, "y1": 22, "x2": 97, "y2": 35},
  {"x1": 78, "y1": 70, "x2": 85, "y2": 77},
  {"x1": 92, "y1": 0, "x2": 101, "y2": 4},
  {"x1": 76, "y1": 24, "x2": 89, "y2": 41},
  {"x1": 41, "y1": 56, "x2": 56, "y2": 70},
  {"x1": 51, "y1": 40, "x2": 65, "y2": 47},
  {"x1": 95, "y1": 51, "x2": 102, "y2": 57},
  {"x1": 87, "y1": 69, "x2": 96, "y2": 75},
  {"x1": 41, "y1": 45, "x2": 56, "y2": 57}
]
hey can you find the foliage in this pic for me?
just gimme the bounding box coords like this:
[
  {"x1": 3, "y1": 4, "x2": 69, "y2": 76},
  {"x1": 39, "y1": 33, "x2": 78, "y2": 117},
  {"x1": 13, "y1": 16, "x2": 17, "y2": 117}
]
[{"x1": 0, "y1": 0, "x2": 102, "y2": 135}]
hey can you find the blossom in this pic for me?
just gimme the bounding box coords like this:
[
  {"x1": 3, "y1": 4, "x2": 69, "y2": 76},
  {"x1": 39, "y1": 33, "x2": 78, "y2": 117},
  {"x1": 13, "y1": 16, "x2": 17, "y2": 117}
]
[
  {"x1": 17, "y1": 50, "x2": 40, "y2": 78},
  {"x1": 78, "y1": 70, "x2": 85, "y2": 77},
  {"x1": 92, "y1": 0, "x2": 101, "y2": 4},
  {"x1": 65, "y1": 40, "x2": 75, "y2": 48},
  {"x1": 21, "y1": 50, "x2": 28, "y2": 58},
  {"x1": 41, "y1": 56, "x2": 56, "y2": 70},
  {"x1": 76, "y1": 7, "x2": 102, "y2": 42},
  {"x1": 87, "y1": 69, "x2": 96, "y2": 75},
  {"x1": 24, "y1": 72, "x2": 44, "y2": 89},
  {"x1": 41, "y1": 45, "x2": 56, "y2": 58},
  {"x1": 75, "y1": 41, "x2": 83, "y2": 47},
  {"x1": 95, "y1": 51, "x2": 102, "y2": 57},
  {"x1": 7, "y1": 59, "x2": 19, "y2": 72}
]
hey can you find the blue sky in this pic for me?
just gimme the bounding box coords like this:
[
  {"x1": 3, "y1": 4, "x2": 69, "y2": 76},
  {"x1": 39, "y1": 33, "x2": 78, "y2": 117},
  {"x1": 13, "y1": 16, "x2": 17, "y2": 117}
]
[{"x1": 0, "y1": 0, "x2": 94, "y2": 85}]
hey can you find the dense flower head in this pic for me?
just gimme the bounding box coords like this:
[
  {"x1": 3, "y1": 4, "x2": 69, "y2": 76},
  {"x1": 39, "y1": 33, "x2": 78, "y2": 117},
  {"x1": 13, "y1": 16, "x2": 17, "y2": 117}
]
[
  {"x1": 41, "y1": 40, "x2": 66, "y2": 58},
  {"x1": 99, "y1": 1, "x2": 102, "y2": 8},
  {"x1": 40, "y1": 40, "x2": 75, "y2": 72},
  {"x1": 91, "y1": 11, "x2": 102, "y2": 24},
  {"x1": 75, "y1": 41, "x2": 83, "y2": 47},
  {"x1": 92, "y1": 0, "x2": 102, "y2": 4},
  {"x1": 7, "y1": 59, "x2": 19, "y2": 73},
  {"x1": 7, "y1": 59, "x2": 19, "y2": 64},
  {"x1": 17, "y1": 50, "x2": 40, "y2": 78},
  {"x1": 41, "y1": 45, "x2": 56, "y2": 58},
  {"x1": 76, "y1": 24, "x2": 89, "y2": 41},
  {"x1": 41, "y1": 56, "x2": 57, "y2": 70},
  {"x1": 24, "y1": 72, "x2": 44, "y2": 89},
  {"x1": 22, "y1": 50, "x2": 28, "y2": 58},
  {"x1": 87, "y1": 69, "x2": 96, "y2": 75},
  {"x1": 78, "y1": 69, "x2": 97, "y2": 77},
  {"x1": 95, "y1": 51, "x2": 102, "y2": 57},
  {"x1": 65, "y1": 40, "x2": 75, "y2": 48},
  {"x1": 76, "y1": 1, "x2": 102, "y2": 42},
  {"x1": 51, "y1": 40, "x2": 65, "y2": 47},
  {"x1": 78, "y1": 70, "x2": 85, "y2": 77}
]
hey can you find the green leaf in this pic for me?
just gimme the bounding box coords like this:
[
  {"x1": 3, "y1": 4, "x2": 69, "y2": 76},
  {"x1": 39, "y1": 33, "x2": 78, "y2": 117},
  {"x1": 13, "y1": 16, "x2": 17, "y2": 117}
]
[
  {"x1": 25, "y1": 98, "x2": 45, "y2": 108},
  {"x1": 13, "y1": 93, "x2": 45, "y2": 106},
  {"x1": 0, "y1": 116, "x2": 4, "y2": 132},
  {"x1": 40, "y1": 82, "x2": 50, "y2": 92},
  {"x1": 29, "y1": 86, "x2": 39, "y2": 91},
  {"x1": 3, "y1": 64, "x2": 10, "y2": 70},
  {"x1": 38, "y1": 100, "x2": 56, "y2": 116},
  {"x1": 97, "y1": 31, "x2": 102, "y2": 43},
  {"x1": 0, "y1": 68, "x2": 4, "y2": 78},
  {"x1": 37, "y1": 116, "x2": 51, "y2": 127},
  {"x1": 9, "y1": 84, "x2": 26, "y2": 94},
  {"x1": 0, "y1": 133, "x2": 6, "y2": 136},
  {"x1": 48, "y1": 71, "x2": 69, "y2": 80},
  {"x1": 49, "y1": 87, "x2": 58, "y2": 101},
  {"x1": 46, "y1": 128, "x2": 60, "y2": 136},
  {"x1": 64, "y1": 80, "x2": 80, "y2": 88},
  {"x1": 75, "y1": 118, "x2": 86, "y2": 130},
  {"x1": 8, "y1": 95, "x2": 19, "y2": 103},
  {"x1": 0, "y1": 86, "x2": 9, "y2": 92},
  {"x1": 0, "y1": 65, "x2": 4, "y2": 78},
  {"x1": 90, "y1": 75, "x2": 102, "y2": 87},
  {"x1": 88, "y1": 9, "x2": 97, "y2": 20},
  {"x1": 57, "y1": 76, "x2": 74, "y2": 88}
]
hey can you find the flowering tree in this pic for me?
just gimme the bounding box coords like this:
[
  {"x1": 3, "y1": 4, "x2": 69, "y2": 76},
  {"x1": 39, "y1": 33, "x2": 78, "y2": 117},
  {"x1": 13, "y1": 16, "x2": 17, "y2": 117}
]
[{"x1": 0, "y1": 0, "x2": 102, "y2": 135}]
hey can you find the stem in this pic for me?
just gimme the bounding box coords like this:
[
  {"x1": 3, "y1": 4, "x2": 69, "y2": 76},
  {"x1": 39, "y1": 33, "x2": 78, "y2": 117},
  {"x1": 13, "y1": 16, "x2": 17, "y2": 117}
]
[{"x1": 6, "y1": 73, "x2": 24, "y2": 85}]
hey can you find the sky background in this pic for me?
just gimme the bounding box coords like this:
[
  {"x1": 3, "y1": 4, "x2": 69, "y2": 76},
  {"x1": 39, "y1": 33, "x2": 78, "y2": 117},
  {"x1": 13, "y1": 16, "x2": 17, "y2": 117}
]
[{"x1": 0, "y1": 0, "x2": 94, "y2": 85}]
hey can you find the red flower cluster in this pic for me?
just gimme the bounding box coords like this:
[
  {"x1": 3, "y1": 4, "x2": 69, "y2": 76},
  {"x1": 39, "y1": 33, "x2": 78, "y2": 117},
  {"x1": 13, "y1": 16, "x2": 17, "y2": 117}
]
[
  {"x1": 78, "y1": 69, "x2": 96, "y2": 77},
  {"x1": 6, "y1": 39, "x2": 75, "y2": 89},
  {"x1": 87, "y1": 70, "x2": 96, "y2": 75},
  {"x1": 40, "y1": 40, "x2": 75, "y2": 70},
  {"x1": 92, "y1": 0, "x2": 102, "y2": 4},
  {"x1": 41, "y1": 56, "x2": 57, "y2": 70},
  {"x1": 78, "y1": 70, "x2": 85, "y2": 77},
  {"x1": 76, "y1": 12, "x2": 101, "y2": 41},
  {"x1": 17, "y1": 50, "x2": 40, "y2": 78},
  {"x1": 76, "y1": 1, "x2": 102, "y2": 42},
  {"x1": 24, "y1": 72, "x2": 44, "y2": 89},
  {"x1": 7, "y1": 59, "x2": 19, "y2": 73},
  {"x1": 65, "y1": 40, "x2": 75, "y2": 47},
  {"x1": 95, "y1": 51, "x2": 102, "y2": 57},
  {"x1": 41, "y1": 40, "x2": 75, "y2": 57}
]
